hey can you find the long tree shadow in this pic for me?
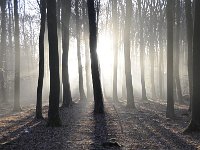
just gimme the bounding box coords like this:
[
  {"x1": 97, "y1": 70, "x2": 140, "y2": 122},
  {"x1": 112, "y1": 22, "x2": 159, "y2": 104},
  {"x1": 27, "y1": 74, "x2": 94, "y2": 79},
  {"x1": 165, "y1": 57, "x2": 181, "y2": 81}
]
[
  {"x1": 90, "y1": 113, "x2": 108, "y2": 149},
  {"x1": 89, "y1": 111, "x2": 122, "y2": 150},
  {"x1": 0, "y1": 102, "x2": 86, "y2": 150},
  {"x1": 115, "y1": 99, "x2": 198, "y2": 149}
]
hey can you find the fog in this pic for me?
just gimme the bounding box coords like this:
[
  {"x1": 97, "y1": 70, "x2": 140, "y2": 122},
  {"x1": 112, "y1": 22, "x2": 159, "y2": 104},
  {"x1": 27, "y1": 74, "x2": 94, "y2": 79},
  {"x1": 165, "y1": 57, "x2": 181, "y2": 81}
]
[{"x1": 0, "y1": 0, "x2": 190, "y2": 113}]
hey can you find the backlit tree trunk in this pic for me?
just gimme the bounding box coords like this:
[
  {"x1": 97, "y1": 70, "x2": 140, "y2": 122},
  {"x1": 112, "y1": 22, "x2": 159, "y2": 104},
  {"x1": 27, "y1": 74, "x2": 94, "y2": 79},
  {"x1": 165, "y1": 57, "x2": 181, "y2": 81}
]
[
  {"x1": 138, "y1": 0, "x2": 147, "y2": 101},
  {"x1": 87, "y1": 0, "x2": 104, "y2": 113},
  {"x1": 75, "y1": 0, "x2": 87, "y2": 102},
  {"x1": 185, "y1": 0, "x2": 200, "y2": 132},
  {"x1": 174, "y1": 0, "x2": 183, "y2": 103},
  {"x1": 166, "y1": 0, "x2": 175, "y2": 118},
  {"x1": 13, "y1": 0, "x2": 21, "y2": 112},
  {"x1": 124, "y1": 0, "x2": 135, "y2": 108},
  {"x1": 61, "y1": 0, "x2": 72, "y2": 107},
  {"x1": 185, "y1": 0, "x2": 193, "y2": 111},
  {"x1": 0, "y1": 0, "x2": 7, "y2": 103},
  {"x1": 112, "y1": 0, "x2": 119, "y2": 102},
  {"x1": 36, "y1": 0, "x2": 46, "y2": 119},
  {"x1": 46, "y1": 0, "x2": 61, "y2": 127}
]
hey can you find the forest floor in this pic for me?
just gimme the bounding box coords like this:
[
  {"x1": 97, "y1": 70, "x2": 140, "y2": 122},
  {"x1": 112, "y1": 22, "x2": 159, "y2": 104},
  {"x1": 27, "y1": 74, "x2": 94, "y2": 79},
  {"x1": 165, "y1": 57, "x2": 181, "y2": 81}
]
[{"x1": 0, "y1": 98, "x2": 200, "y2": 150}]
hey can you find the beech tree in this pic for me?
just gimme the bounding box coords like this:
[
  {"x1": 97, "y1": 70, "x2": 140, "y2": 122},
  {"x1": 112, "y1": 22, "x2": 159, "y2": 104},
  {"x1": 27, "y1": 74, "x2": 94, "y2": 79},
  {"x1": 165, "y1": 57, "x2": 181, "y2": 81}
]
[
  {"x1": 87, "y1": 0, "x2": 104, "y2": 113},
  {"x1": 36, "y1": 0, "x2": 46, "y2": 119},
  {"x1": 137, "y1": 0, "x2": 148, "y2": 101},
  {"x1": 185, "y1": 0, "x2": 193, "y2": 111},
  {"x1": 185, "y1": 0, "x2": 200, "y2": 132},
  {"x1": 61, "y1": 0, "x2": 72, "y2": 107},
  {"x1": 13, "y1": 0, "x2": 21, "y2": 112},
  {"x1": 124, "y1": 0, "x2": 135, "y2": 108},
  {"x1": 112, "y1": 0, "x2": 119, "y2": 102},
  {"x1": 46, "y1": 0, "x2": 61, "y2": 127},
  {"x1": 0, "y1": 0, "x2": 7, "y2": 103},
  {"x1": 166, "y1": 0, "x2": 175, "y2": 118},
  {"x1": 75, "y1": 0, "x2": 87, "y2": 102},
  {"x1": 174, "y1": 0, "x2": 183, "y2": 103}
]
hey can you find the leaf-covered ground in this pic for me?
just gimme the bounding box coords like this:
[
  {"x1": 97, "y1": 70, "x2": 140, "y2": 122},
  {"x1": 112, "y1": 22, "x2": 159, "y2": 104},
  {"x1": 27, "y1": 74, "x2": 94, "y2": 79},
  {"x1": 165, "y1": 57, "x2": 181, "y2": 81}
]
[{"x1": 0, "y1": 99, "x2": 200, "y2": 150}]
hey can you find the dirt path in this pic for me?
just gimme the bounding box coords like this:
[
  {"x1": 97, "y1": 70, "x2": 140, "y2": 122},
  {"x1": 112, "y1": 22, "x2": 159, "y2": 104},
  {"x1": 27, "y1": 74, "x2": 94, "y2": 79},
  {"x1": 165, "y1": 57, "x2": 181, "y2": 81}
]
[{"x1": 0, "y1": 100, "x2": 200, "y2": 149}]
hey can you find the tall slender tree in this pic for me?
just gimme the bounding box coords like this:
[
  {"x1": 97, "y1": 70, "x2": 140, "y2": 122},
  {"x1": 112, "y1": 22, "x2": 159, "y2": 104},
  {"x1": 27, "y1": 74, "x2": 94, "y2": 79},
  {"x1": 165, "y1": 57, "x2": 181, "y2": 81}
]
[
  {"x1": 112, "y1": 0, "x2": 119, "y2": 102},
  {"x1": 75, "y1": 0, "x2": 87, "y2": 102},
  {"x1": 174, "y1": 0, "x2": 183, "y2": 103},
  {"x1": 83, "y1": 0, "x2": 92, "y2": 100},
  {"x1": 158, "y1": 1, "x2": 165, "y2": 100},
  {"x1": 185, "y1": 0, "x2": 200, "y2": 132},
  {"x1": 0, "y1": 0, "x2": 7, "y2": 103},
  {"x1": 138, "y1": 0, "x2": 148, "y2": 101},
  {"x1": 124, "y1": 0, "x2": 135, "y2": 108},
  {"x1": 185, "y1": 0, "x2": 193, "y2": 111},
  {"x1": 13, "y1": 0, "x2": 21, "y2": 112},
  {"x1": 46, "y1": 0, "x2": 61, "y2": 127},
  {"x1": 57, "y1": 0, "x2": 62, "y2": 103},
  {"x1": 87, "y1": 0, "x2": 104, "y2": 113},
  {"x1": 61, "y1": 0, "x2": 72, "y2": 107},
  {"x1": 36, "y1": 0, "x2": 46, "y2": 119},
  {"x1": 149, "y1": 1, "x2": 156, "y2": 99},
  {"x1": 166, "y1": 0, "x2": 175, "y2": 118}
]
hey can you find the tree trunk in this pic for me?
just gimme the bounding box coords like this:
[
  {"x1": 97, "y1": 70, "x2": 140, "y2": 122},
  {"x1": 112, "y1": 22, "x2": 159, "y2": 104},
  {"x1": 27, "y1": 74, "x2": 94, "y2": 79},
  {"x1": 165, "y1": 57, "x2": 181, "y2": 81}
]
[
  {"x1": 75, "y1": 0, "x2": 87, "y2": 102},
  {"x1": 174, "y1": 0, "x2": 183, "y2": 103},
  {"x1": 0, "y1": 0, "x2": 7, "y2": 103},
  {"x1": 185, "y1": 0, "x2": 193, "y2": 111},
  {"x1": 57, "y1": 0, "x2": 63, "y2": 103},
  {"x1": 61, "y1": 0, "x2": 72, "y2": 107},
  {"x1": 8, "y1": 0, "x2": 13, "y2": 101},
  {"x1": 149, "y1": 5, "x2": 156, "y2": 99},
  {"x1": 185, "y1": 0, "x2": 200, "y2": 132},
  {"x1": 159, "y1": 31, "x2": 164, "y2": 100},
  {"x1": 112, "y1": 0, "x2": 119, "y2": 102},
  {"x1": 36, "y1": 0, "x2": 46, "y2": 119},
  {"x1": 124, "y1": 0, "x2": 135, "y2": 108},
  {"x1": 13, "y1": 0, "x2": 21, "y2": 112},
  {"x1": 82, "y1": 0, "x2": 92, "y2": 100},
  {"x1": 46, "y1": 0, "x2": 61, "y2": 127},
  {"x1": 138, "y1": 0, "x2": 147, "y2": 101},
  {"x1": 166, "y1": 0, "x2": 175, "y2": 118},
  {"x1": 87, "y1": 0, "x2": 104, "y2": 113}
]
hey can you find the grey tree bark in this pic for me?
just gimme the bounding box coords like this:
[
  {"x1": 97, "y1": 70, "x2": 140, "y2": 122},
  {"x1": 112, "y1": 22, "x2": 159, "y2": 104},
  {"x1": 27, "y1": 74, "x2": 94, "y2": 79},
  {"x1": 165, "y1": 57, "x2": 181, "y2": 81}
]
[
  {"x1": 185, "y1": 0, "x2": 200, "y2": 132},
  {"x1": 166, "y1": 0, "x2": 175, "y2": 118},
  {"x1": 13, "y1": 0, "x2": 21, "y2": 112},
  {"x1": 124, "y1": 0, "x2": 135, "y2": 108},
  {"x1": 87, "y1": 0, "x2": 104, "y2": 113},
  {"x1": 46, "y1": 0, "x2": 61, "y2": 127}
]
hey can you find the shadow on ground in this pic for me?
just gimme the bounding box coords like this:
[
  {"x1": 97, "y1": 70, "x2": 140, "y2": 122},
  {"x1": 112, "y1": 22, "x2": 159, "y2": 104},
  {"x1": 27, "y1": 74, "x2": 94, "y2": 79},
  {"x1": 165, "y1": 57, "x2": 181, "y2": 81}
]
[{"x1": 0, "y1": 99, "x2": 200, "y2": 149}]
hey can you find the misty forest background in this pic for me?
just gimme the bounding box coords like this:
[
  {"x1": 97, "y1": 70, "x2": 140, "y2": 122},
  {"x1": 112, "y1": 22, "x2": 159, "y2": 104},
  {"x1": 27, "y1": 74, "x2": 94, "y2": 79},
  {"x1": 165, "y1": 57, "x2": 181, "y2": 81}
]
[{"x1": 1, "y1": 0, "x2": 200, "y2": 149}]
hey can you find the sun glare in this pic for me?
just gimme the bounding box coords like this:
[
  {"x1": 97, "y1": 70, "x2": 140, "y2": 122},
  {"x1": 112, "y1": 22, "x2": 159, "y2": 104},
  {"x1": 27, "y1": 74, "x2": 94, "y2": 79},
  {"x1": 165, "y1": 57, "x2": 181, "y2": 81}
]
[{"x1": 97, "y1": 32, "x2": 114, "y2": 75}]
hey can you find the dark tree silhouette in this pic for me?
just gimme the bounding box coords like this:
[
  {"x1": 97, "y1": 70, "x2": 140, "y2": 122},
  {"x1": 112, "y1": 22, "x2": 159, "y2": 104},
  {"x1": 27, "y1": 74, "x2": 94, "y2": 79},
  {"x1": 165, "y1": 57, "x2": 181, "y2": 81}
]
[
  {"x1": 82, "y1": 0, "x2": 92, "y2": 100},
  {"x1": 36, "y1": 0, "x2": 46, "y2": 119},
  {"x1": 166, "y1": 0, "x2": 175, "y2": 118},
  {"x1": 158, "y1": 1, "x2": 165, "y2": 100},
  {"x1": 0, "y1": 0, "x2": 7, "y2": 103},
  {"x1": 75, "y1": 0, "x2": 87, "y2": 102},
  {"x1": 174, "y1": 0, "x2": 183, "y2": 103},
  {"x1": 61, "y1": 0, "x2": 72, "y2": 107},
  {"x1": 46, "y1": 0, "x2": 61, "y2": 127},
  {"x1": 185, "y1": 0, "x2": 193, "y2": 111},
  {"x1": 13, "y1": 0, "x2": 21, "y2": 112},
  {"x1": 124, "y1": 0, "x2": 135, "y2": 108},
  {"x1": 56, "y1": 0, "x2": 62, "y2": 103},
  {"x1": 87, "y1": 0, "x2": 104, "y2": 113},
  {"x1": 185, "y1": 0, "x2": 200, "y2": 132}
]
